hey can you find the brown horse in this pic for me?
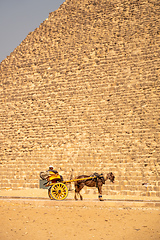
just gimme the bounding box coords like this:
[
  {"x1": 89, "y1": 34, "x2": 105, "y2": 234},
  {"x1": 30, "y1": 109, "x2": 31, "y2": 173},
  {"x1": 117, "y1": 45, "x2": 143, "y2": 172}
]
[{"x1": 74, "y1": 172, "x2": 115, "y2": 201}]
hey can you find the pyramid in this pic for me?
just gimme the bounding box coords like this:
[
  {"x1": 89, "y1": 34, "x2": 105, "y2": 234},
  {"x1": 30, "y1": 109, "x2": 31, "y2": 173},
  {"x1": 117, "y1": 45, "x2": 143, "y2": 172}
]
[{"x1": 0, "y1": 0, "x2": 159, "y2": 197}]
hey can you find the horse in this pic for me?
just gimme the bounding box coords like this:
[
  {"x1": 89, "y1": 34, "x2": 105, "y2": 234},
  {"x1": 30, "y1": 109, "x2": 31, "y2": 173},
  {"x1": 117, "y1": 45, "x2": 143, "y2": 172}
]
[{"x1": 74, "y1": 172, "x2": 115, "y2": 201}]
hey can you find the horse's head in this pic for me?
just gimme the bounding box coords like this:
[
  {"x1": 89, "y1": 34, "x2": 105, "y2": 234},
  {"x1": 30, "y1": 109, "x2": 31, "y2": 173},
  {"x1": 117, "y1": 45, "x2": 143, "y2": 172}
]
[{"x1": 106, "y1": 172, "x2": 115, "y2": 183}]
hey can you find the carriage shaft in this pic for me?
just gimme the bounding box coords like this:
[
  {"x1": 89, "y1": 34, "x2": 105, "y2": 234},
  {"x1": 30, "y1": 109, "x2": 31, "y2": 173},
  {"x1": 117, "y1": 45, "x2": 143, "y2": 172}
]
[{"x1": 63, "y1": 176, "x2": 96, "y2": 184}]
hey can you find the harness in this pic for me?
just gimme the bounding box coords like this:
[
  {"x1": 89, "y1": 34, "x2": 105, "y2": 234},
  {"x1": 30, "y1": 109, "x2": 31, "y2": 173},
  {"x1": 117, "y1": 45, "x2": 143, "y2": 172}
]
[{"x1": 91, "y1": 172, "x2": 105, "y2": 187}]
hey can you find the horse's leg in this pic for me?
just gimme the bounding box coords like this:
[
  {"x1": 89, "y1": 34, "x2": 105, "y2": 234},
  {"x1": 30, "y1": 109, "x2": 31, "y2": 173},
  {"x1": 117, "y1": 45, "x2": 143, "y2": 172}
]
[
  {"x1": 79, "y1": 188, "x2": 83, "y2": 200},
  {"x1": 74, "y1": 190, "x2": 78, "y2": 200},
  {"x1": 98, "y1": 184, "x2": 104, "y2": 201},
  {"x1": 75, "y1": 182, "x2": 85, "y2": 200}
]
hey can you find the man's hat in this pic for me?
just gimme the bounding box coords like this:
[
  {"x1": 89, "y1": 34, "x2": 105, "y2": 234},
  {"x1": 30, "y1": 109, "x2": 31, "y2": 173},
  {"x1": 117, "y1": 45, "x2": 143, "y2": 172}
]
[{"x1": 49, "y1": 165, "x2": 54, "y2": 169}]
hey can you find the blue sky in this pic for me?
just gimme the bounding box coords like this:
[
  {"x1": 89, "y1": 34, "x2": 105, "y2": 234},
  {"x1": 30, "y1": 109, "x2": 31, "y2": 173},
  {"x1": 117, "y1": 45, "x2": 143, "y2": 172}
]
[{"x1": 0, "y1": 0, "x2": 65, "y2": 63}]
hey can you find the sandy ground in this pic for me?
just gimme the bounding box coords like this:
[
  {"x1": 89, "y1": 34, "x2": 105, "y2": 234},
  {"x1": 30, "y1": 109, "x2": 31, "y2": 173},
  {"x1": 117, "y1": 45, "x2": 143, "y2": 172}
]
[{"x1": 0, "y1": 189, "x2": 160, "y2": 240}]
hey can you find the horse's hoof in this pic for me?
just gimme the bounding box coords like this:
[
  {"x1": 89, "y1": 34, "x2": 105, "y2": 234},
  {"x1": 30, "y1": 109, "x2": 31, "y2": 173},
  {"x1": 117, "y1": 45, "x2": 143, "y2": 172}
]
[
  {"x1": 99, "y1": 199, "x2": 104, "y2": 201},
  {"x1": 99, "y1": 198, "x2": 104, "y2": 201},
  {"x1": 98, "y1": 195, "x2": 104, "y2": 201}
]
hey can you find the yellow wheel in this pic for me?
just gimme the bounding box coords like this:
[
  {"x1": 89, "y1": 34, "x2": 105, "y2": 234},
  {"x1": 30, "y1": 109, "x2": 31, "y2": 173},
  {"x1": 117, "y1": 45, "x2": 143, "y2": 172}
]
[
  {"x1": 48, "y1": 187, "x2": 54, "y2": 200},
  {"x1": 50, "y1": 183, "x2": 68, "y2": 201}
]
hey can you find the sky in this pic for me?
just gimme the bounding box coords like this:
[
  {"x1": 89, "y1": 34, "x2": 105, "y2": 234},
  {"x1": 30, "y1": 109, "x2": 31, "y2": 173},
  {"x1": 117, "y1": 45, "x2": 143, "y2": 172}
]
[{"x1": 0, "y1": 0, "x2": 65, "y2": 63}]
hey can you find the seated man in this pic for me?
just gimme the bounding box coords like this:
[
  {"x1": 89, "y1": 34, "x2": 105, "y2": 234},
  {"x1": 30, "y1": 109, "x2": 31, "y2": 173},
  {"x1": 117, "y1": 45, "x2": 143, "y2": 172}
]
[{"x1": 47, "y1": 165, "x2": 63, "y2": 182}]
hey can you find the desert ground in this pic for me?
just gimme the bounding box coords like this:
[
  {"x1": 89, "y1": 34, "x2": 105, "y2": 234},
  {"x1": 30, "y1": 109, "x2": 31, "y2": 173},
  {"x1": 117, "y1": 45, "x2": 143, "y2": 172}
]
[{"x1": 0, "y1": 189, "x2": 160, "y2": 240}]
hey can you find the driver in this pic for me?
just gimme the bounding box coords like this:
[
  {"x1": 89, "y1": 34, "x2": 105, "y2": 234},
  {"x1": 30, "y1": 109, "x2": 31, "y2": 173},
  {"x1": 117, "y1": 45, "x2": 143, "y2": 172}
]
[{"x1": 47, "y1": 165, "x2": 63, "y2": 181}]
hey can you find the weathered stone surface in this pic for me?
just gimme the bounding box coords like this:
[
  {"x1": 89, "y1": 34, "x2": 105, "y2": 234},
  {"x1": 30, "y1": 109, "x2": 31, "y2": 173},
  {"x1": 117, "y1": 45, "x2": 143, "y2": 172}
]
[{"x1": 0, "y1": 0, "x2": 159, "y2": 196}]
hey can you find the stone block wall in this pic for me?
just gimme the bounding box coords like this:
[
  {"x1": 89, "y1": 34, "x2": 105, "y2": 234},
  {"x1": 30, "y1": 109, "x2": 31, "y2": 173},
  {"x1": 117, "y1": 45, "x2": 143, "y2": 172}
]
[{"x1": 0, "y1": 0, "x2": 159, "y2": 197}]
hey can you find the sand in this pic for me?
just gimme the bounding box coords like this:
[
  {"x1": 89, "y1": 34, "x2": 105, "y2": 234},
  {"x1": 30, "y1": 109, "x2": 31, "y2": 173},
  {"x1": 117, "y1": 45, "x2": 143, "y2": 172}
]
[{"x1": 0, "y1": 189, "x2": 160, "y2": 240}]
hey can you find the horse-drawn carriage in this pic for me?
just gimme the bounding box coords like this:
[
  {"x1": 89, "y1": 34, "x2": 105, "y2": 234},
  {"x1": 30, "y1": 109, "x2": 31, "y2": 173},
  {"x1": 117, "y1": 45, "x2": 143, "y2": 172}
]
[{"x1": 40, "y1": 171, "x2": 115, "y2": 201}]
